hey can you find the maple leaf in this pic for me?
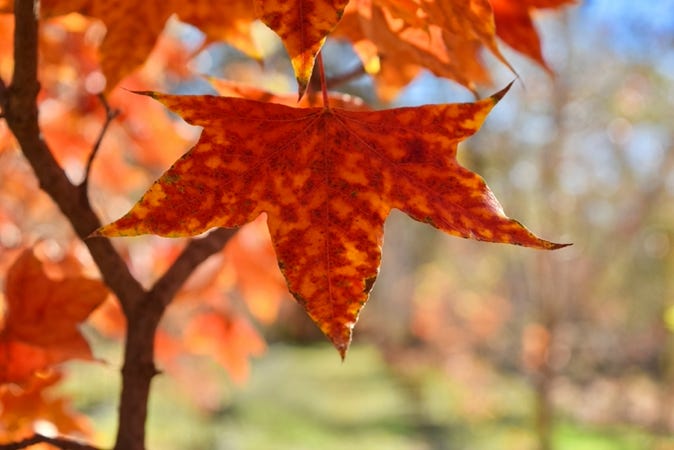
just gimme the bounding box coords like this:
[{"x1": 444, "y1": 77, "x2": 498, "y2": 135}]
[
  {"x1": 0, "y1": 249, "x2": 108, "y2": 383},
  {"x1": 491, "y1": 0, "x2": 575, "y2": 70},
  {"x1": 27, "y1": 0, "x2": 260, "y2": 92},
  {"x1": 95, "y1": 84, "x2": 567, "y2": 356},
  {"x1": 222, "y1": 218, "x2": 291, "y2": 324},
  {"x1": 183, "y1": 312, "x2": 266, "y2": 384},
  {"x1": 0, "y1": 370, "x2": 91, "y2": 444},
  {"x1": 333, "y1": 0, "x2": 510, "y2": 99},
  {"x1": 255, "y1": 0, "x2": 350, "y2": 99}
]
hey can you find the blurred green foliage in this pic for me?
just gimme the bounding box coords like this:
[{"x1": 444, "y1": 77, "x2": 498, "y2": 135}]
[{"x1": 60, "y1": 344, "x2": 674, "y2": 449}]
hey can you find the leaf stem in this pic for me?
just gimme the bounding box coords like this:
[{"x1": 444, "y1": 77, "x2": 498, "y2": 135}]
[{"x1": 316, "y1": 51, "x2": 329, "y2": 109}]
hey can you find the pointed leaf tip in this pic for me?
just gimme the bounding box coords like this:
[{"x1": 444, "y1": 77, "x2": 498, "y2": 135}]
[
  {"x1": 297, "y1": 77, "x2": 309, "y2": 102},
  {"x1": 491, "y1": 81, "x2": 516, "y2": 103},
  {"x1": 332, "y1": 335, "x2": 350, "y2": 360},
  {"x1": 129, "y1": 90, "x2": 160, "y2": 98},
  {"x1": 548, "y1": 242, "x2": 573, "y2": 250},
  {"x1": 326, "y1": 326, "x2": 352, "y2": 360}
]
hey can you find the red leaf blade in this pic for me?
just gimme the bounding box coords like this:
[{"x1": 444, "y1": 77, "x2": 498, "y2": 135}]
[{"x1": 96, "y1": 86, "x2": 568, "y2": 355}]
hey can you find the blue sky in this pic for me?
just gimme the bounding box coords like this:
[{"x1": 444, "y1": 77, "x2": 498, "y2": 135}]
[{"x1": 578, "y1": 0, "x2": 674, "y2": 57}]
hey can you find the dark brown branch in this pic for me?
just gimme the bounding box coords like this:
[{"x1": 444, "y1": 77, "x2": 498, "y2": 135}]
[
  {"x1": 81, "y1": 94, "x2": 120, "y2": 191},
  {"x1": 10, "y1": 1, "x2": 38, "y2": 94},
  {"x1": 0, "y1": 434, "x2": 102, "y2": 450}
]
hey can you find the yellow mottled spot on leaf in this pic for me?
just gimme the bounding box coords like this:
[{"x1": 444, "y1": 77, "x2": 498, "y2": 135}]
[
  {"x1": 205, "y1": 156, "x2": 222, "y2": 169},
  {"x1": 186, "y1": 218, "x2": 202, "y2": 231},
  {"x1": 364, "y1": 55, "x2": 381, "y2": 74}
]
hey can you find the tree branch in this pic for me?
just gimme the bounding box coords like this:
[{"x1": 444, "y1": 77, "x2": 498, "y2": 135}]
[{"x1": 0, "y1": 434, "x2": 102, "y2": 450}]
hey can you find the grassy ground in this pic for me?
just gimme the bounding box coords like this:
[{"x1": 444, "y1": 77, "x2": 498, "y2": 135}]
[{"x1": 59, "y1": 343, "x2": 674, "y2": 450}]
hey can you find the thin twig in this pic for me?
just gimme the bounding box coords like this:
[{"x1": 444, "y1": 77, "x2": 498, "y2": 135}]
[
  {"x1": 0, "y1": 434, "x2": 102, "y2": 450},
  {"x1": 81, "y1": 93, "x2": 119, "y2": 191}
]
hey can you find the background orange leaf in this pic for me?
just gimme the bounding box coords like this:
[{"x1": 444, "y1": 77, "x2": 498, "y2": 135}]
[
  {"x1": 221, "y1": 217, "x2": 291, "y2": 324},
  {"x1": 183, "y1": 312, "x2": 266, "y2": 385},
  {"x1": 491, "y1": 0, "x2": 575, "y2": 70},
  {"x1": 333, "y1": 0, "x2": 510, "y2": 99},
  {"x1": 35, "y1": 0, "x2": 259, "y2": 92},
  {"x1": 0, "y1": 370, "x2": 91, "y2": 445},
  {"x1": 0, "y1": 249, "x2": 108, "y2": 383}
]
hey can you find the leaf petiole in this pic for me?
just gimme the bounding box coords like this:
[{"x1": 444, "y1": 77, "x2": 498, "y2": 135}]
[{"x1": 316, "y1": 51, "x2": 329, "y2": 110}]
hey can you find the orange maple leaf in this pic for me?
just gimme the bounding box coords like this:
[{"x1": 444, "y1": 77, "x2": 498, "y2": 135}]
[
  {"x1": 221, "y1": 217, "x2": 290, "y2": 324},
  {"x1": 0, "y1": 249, "x2": 108, "y2": 383},
  {"x1": 491, "y1": 0, "x2": 575, "y2": 70},
  {"x1": 0, "y1": 370, "x2": 91, "y2": 444},
  {"x1": 95, "y1": 84, "x2": 567, "y2": 356},
  {"x1": 255, "y1": 0, "x2": 350, "y2": 99},
  {"x1": 28, "y1": 0, "x2": 260, "y2": 92},
  {"x1": 183, "y1": 312, "x2": 266, "y2": 385},
  {"x1": 333, "y1": 0, "x2": 510, "y2": 99}
]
